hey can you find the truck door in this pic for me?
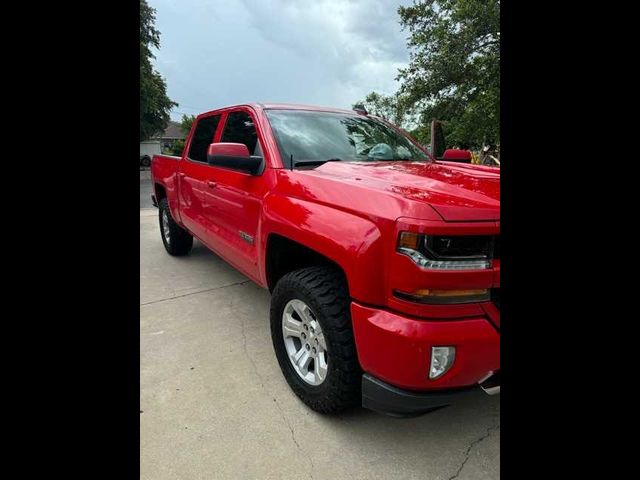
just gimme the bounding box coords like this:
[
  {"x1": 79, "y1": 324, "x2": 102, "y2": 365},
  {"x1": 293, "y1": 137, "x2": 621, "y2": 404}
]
[
  {"x1": 201, "y1": 108, "x2": 266, "y2": 280},
  {"x1": 177, "y1": 114, "x2": 222, "y2": 240}
]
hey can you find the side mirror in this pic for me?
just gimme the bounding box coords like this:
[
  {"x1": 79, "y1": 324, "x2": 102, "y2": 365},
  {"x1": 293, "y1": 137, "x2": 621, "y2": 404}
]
[
  {"x1": 442, "y1": 148, "x2": 472, "y2": 163},
  {"x1": 207, "y1": 143, "x2": 264, "y2": 175}
]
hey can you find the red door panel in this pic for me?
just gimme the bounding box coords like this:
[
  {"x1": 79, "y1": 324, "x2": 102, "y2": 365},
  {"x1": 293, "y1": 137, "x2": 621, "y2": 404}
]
[
  {"x1": 177, "y1": 160, "x2": 208, "y2": 239},
  {"x1": 177, "y1": 114, "x2": 222, "y2": 239},
  {"x1": 200, "y1": 108, "x2": 269, "y2": 281}
]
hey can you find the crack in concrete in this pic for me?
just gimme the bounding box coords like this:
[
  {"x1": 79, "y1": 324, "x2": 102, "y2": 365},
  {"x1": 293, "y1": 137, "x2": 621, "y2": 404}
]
[
  {"x1": 140, "y1": 280, "x2": 251, "y2": 307},
  {"x1": 239, "y1": 312, "x2": 315, "y2": 480},
  {"x1": 448, "y1": 423, "x2": 500, "y2": 480}
]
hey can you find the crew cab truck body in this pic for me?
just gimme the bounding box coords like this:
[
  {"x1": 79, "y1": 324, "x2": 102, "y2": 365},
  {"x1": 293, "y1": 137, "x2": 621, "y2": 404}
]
[{"x1": 151, "y1": 103, "x2": 500, "y2": 417}]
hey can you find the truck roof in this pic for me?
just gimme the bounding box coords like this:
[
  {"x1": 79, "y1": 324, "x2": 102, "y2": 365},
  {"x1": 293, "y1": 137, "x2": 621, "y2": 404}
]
[
  {"x1": 259, "y1": 103, "x2": 358, "y2": 115},
  {"x1": 199, "y1": 103, "x2": 361, "y2": 117}
]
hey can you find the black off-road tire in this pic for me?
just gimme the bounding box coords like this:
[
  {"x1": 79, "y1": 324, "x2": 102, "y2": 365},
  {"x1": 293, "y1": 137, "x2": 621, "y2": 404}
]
[
  {"x1": 270, "y1": 266, "x2": 362, "y2": 414},
  {"x1": 158, "y1": 198, "x2": 193, "y2": 256}
]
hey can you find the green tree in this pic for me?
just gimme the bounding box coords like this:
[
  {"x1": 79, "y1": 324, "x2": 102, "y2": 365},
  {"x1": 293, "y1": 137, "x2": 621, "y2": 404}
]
[
  {"x1": 140, "y1": 0, "x2": 177, "y2": 141},
  {"x1": 353, "y1": 92, "x2": 408, "y2": 126},
  {"x1": 353, "y1": 92, "x2": 431, "y2": 147},
  {"x1": 179, "y1": 114, "x2": 196, "y2": 135},
  {"x1": 357, "y1": 0, "x2": 499, "y2": 148},
  {"x1": 169, "y1": 139, "x2": 185, "y2": 156},
  {"x1": 408, "y1": 124, "x2": 431, "y2": 146},
  {"x1": 397, "y1": 0, "x2": 499, "y2": 147}
]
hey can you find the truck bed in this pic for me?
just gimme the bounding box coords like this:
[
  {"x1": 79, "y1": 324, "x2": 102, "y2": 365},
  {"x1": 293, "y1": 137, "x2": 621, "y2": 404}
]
[
  {"x1": 151, "y1": 154, "x2": 182, "y2": 211},
  {"x1": 153, "y1": 154, "x2": 181, "y2": 161}
]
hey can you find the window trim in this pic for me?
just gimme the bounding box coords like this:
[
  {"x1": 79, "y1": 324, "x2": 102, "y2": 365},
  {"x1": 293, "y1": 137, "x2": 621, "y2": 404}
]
[
  {"x1": 182, "y1": 106, "x2": 270, "y2": 168},
  {"x1": 185, "y1": 113, "x2": 223, "y2": 164},
  {"x1": 217, "y1": 109, "x2": 264, "y2": 159}
]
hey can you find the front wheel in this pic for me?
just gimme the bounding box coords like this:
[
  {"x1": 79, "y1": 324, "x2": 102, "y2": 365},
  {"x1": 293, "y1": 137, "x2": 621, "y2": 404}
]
[
  {"x1": 158, "y1": 198, "x2": 193, "y2": 256},
  {"x1": 270, "y1": 266, "x2": 361, "y2": 414}
]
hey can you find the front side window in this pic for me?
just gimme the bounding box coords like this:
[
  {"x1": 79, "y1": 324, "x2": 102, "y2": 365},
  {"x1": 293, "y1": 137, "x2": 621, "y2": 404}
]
[
  {"x1": 188, "y1": 115, "x2": 221, "y2": 162},
  {"x1": 265, "y1": 110, "x2": 429, "y2": 168},
  {"x1": 220, "y1": 111, "x2": 260, "y2": 155}
]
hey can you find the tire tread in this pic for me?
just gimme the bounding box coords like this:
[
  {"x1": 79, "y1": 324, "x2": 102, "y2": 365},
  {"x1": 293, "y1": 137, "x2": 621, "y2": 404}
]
[
  {"x1": 158, "y1": 198, "x2": 193, "y2": 256},
  {"x1": 270, "y1": 266, "x2": 361, "y2": 414}
]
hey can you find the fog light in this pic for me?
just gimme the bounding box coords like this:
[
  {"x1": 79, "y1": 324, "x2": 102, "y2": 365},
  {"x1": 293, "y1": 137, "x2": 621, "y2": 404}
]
[{"x1": 429, "y1": 346, "x2": 456, "y2": 379}]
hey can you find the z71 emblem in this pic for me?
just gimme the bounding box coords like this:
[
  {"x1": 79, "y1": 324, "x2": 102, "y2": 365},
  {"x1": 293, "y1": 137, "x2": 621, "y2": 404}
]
[{"x1": 239, "y1": 231, "x2": 254, "y2": 244}]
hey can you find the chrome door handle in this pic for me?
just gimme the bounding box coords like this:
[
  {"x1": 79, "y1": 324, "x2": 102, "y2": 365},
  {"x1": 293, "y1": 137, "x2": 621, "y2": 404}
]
[
  {"x1": 207, "y1": 181, "x2": 217, "y2": 188},
  {"x1": 178, "y1": 172, "x2": 186, "y2": 178}
]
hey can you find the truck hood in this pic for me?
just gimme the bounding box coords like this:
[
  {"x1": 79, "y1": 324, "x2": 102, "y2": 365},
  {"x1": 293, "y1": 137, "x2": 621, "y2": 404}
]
[{"x1": 305, "y1": 161, "x2": 500, "y2": 222}]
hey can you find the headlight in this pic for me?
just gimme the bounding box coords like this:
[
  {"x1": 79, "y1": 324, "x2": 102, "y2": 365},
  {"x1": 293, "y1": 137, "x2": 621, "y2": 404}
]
[{"x1": 397, "y1": 232, "x2": 494, "y2": 270}]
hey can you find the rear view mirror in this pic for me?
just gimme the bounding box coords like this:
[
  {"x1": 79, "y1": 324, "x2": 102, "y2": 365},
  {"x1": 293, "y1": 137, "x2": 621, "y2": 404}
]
[
  {"x1": 442, "y1": 149, "x2": 472, "y2": 163},
  {"x1": 207, "y1": 143, "x2": 264, "y2": 175}
]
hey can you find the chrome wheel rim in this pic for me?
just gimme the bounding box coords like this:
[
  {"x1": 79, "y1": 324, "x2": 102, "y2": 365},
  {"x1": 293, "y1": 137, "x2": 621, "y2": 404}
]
[
  {"x1": 282, "y1": 299, "x2": 328, "y2": 386},
  {"x1": 161, "y1": 210, "x2": 171, "y2": 244}
]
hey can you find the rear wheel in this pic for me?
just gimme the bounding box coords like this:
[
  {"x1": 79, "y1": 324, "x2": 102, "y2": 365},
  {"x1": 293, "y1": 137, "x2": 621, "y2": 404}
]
[
  {"x1": 270, "y1": 266, "x2": 361, "y2": 414},
  {"x1": 158, "y1": 198, "x2": 193, "y2": 256},
  {"x1": 141, "y1": 156, "x2": 151, "y2": 167}
]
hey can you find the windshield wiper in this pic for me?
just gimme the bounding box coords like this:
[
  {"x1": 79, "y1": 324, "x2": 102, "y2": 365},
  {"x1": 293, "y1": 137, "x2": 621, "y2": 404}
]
[{"x1": 293, "y1": 158, "x2": 342, "y2": 168}]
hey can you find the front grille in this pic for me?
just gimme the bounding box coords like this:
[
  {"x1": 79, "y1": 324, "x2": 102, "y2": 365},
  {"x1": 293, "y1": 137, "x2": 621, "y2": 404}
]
[{"x1": 491, "y1": 288, "x2": 500, "y2": 310}]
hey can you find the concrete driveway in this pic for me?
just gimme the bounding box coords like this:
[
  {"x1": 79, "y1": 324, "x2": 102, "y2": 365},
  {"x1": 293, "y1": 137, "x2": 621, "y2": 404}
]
[
  {"x1": 140, "y1": 207, "x2": 500, "y2": 480},
  {"x1": 141, "y1": 169, "x2": 153, "y2": 208}
]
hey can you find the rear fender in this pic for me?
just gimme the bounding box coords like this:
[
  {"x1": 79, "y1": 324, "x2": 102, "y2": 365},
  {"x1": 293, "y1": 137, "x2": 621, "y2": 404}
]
[{"x1": 151, "y1": 155, "x2": 182, "y2": 223}]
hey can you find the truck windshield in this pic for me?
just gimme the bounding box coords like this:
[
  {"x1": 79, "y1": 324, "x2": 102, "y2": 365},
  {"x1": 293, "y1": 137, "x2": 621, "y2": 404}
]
[{"x1": 265, "y1": 110, "x2": 430, "y2": 168}]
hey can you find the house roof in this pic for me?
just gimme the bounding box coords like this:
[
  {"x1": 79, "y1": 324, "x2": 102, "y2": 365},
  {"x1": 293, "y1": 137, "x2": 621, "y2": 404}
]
[{"x1": 152, "y1": 121, "x2": 184, "y2": 140}]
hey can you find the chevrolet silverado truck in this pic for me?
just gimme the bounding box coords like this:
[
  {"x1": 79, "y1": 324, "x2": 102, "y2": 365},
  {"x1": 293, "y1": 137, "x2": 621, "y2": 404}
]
[{"x1": 151, "y1": 103, "x2": 500, "y2": 417}]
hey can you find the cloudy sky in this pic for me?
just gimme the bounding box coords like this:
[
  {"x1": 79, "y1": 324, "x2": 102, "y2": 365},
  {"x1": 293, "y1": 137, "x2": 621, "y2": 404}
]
[{"x1": 148, "y1": 0, "x2": 414, "y2": 120}]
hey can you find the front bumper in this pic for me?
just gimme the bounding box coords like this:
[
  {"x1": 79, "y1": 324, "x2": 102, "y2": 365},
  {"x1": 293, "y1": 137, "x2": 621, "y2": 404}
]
[
  {"x1": 362, "y1": 371, "x2": 500, "y2": 417},
  {"x1": 351, "y1": 301, "x2": 500, "y2": 391},
  {"x1": 363, "y1": 374, "x2": 474, "y2": 417}
]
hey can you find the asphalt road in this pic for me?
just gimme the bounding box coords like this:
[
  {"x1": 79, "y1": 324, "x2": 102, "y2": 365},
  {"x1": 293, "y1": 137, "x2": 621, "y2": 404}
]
[{"x1": 140, "y1": 175, "x2": 500, "y2": 479}]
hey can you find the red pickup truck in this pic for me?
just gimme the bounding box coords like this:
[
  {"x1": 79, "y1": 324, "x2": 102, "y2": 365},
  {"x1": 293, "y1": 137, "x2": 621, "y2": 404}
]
[{"x1": 151, "y1": 103, "x2": 500, "y2": 417}]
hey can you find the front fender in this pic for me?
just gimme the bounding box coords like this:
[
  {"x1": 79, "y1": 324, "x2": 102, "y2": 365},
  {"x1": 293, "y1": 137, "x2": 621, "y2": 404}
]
[{"x1": 260, "y1": 194, "x2": 387, "y2": 304}]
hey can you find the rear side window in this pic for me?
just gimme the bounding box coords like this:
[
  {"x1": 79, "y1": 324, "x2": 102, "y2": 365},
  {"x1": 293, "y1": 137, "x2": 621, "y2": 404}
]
[
  {"x1": 220, "y1": 111, "x2": 259, "y2": 155},
  {"x1": 188, "y1": 115, "x2": 221, "y2": 162}
]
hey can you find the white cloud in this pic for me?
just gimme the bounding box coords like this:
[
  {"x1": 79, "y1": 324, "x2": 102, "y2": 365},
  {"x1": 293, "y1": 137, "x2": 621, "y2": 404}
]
[{"x1": 149, "y1": 0, "x2": 411, "y2": 119}]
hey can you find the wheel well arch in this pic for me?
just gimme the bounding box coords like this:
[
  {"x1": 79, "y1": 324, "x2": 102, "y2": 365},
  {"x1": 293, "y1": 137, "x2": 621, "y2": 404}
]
[
  {"x1": 154, "y1": 183, "x2": 167, "y2": 202},
  {"x1": 265, "y1": 234, "x2": 347, "y2": 293}
]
